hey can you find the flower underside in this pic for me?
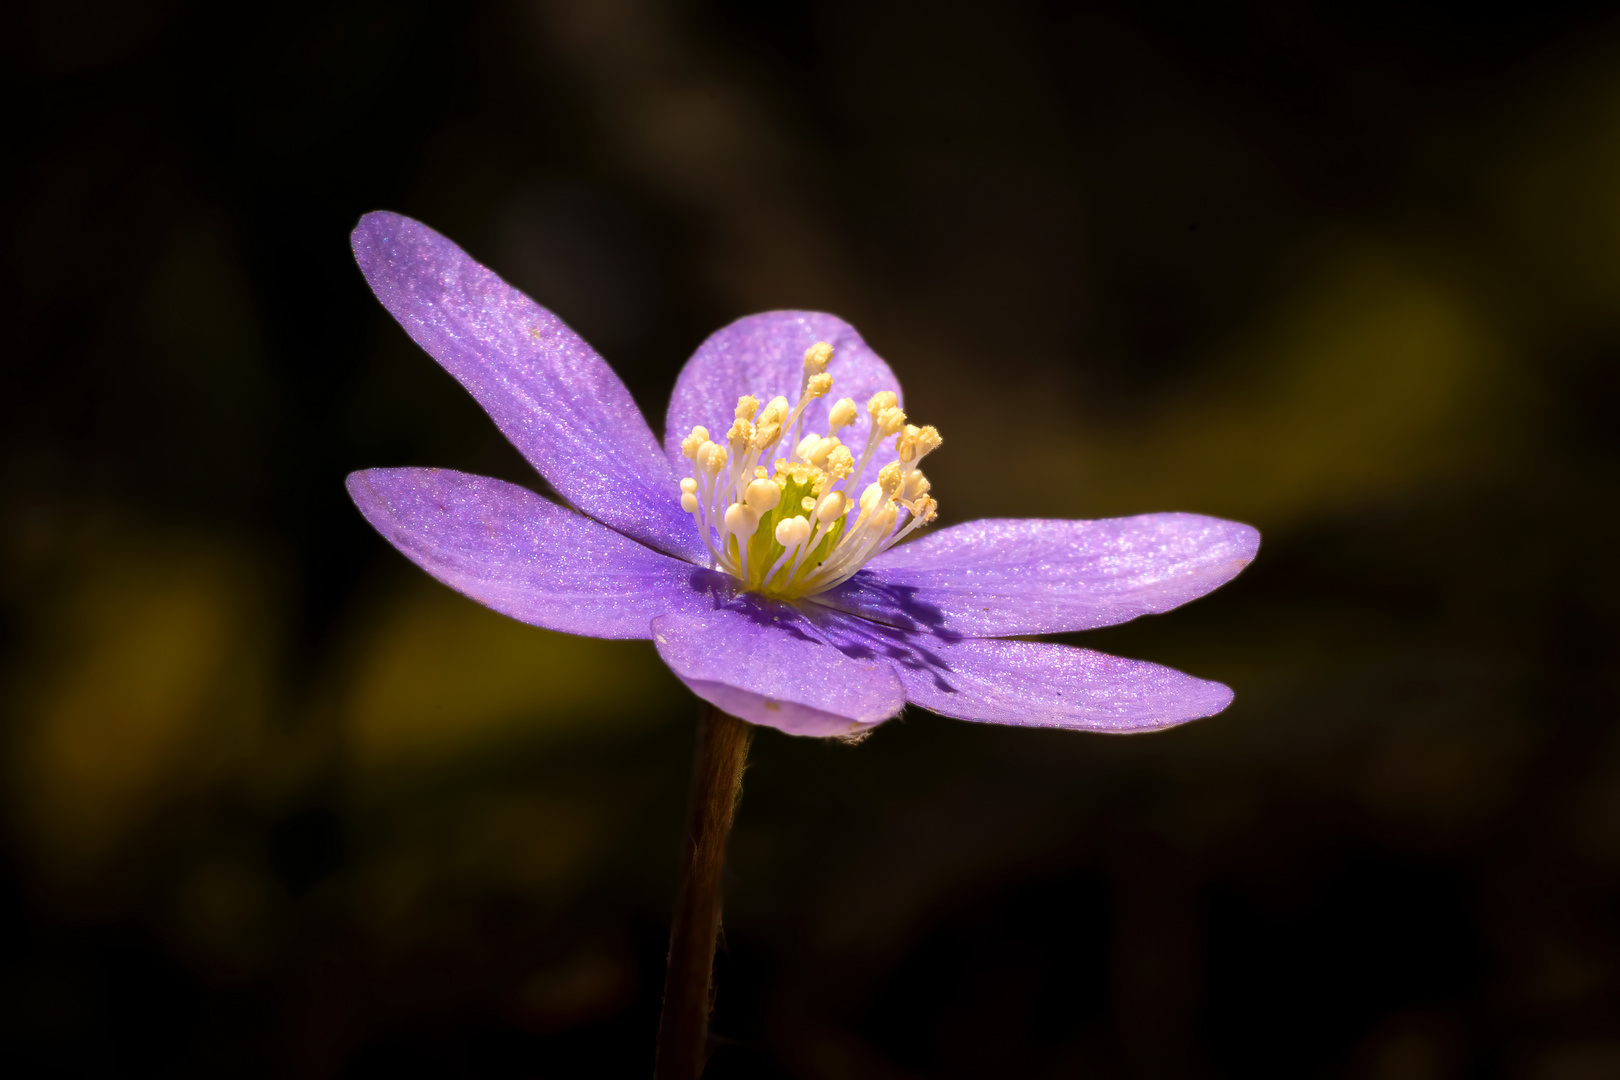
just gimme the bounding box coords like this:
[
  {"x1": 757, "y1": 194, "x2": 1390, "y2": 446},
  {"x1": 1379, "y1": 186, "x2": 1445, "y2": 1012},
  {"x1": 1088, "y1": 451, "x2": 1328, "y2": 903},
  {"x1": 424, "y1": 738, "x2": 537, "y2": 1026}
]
[{"x1": 679, "y1": 342, "x2": 941, "y2": 600}]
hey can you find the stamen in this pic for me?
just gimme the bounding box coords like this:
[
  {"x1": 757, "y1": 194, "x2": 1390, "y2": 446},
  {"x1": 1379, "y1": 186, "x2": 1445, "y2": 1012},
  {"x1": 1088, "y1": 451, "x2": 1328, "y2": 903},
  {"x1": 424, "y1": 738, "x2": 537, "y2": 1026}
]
[
  {"x1": 744, "y1": 476, "x2": 782, "y2": 514},
  {"x1": 814, "y1": 490, "x2": 847, "y2": 523},
  {"x1": 752, "y1": 420, "x2": 781, "y2": 452},
  {"x1": 828, "y1": 398, "x2": 858, "y2": 431},
  {"x1": 902, "y1": 470, "x2": 931, "y2": 501},
  {"x1": 877, "y1": 462, "x2": 902, "y2": 499},
  {"x1": 799, "y1": 435, "x2": 839, "y2": 470},
  {"x1": 896, "y1": 425, "x2": 920, "y2": 463},
  {"x1": 803, "y1": 341, "x2": 833, "y2": 375},
  {"x1": 681, "y1": 426, "x2": 709, "y2": 459},
  {"x1": 674, "y1": 343, "x2": 942, "y2": 598},
  {"x1": 723, "y1": 502, "x2": 757, "y2": 533},
  {"x1": 760, "y1": 396, "x2": 790, "y2": 427},
  {"x1": 875, "y1": 406, "x2": 906, "y2": 437},
  {"x1": 827, "y1": 445, "x2": 854, "y2": 480},
  {"x1": 774, "y1": 515, "x2": 812, "y2": 548}
]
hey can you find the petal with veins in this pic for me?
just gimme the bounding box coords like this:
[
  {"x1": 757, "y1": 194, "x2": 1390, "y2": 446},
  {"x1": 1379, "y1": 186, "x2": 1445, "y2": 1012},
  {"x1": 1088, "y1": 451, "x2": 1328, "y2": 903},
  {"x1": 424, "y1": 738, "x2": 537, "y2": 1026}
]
[
  {"x1": 810, "y1": 610, "x2": 1233, "y2": 732},
  {"x1": 351, "y1": 212, "x2": 706, "y2": 563},
  {"x1": 347, "y1": 467, "x2": 732, "y2": 639},
  {"x1": 818, "y1": 514, "x2": 1259, "y2": 636}
]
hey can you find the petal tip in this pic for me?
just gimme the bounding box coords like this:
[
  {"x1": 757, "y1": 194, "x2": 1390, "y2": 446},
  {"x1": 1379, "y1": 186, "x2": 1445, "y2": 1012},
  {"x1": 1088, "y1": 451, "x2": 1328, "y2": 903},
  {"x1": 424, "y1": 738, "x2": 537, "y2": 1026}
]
[
  {"x1": 1200, "y1": 679, "x2": 1236, "y2": 718},
  {"x1": 1232, "y1": 522, "x2": 1262, "y2": 561},
  {"x1": 1100, "y1": 680, "x2": 1233, "y2": 735},
  {"x1": 344, "y1": 468, "x2": 378, "y2": 505},
  {"x1": 352, "y1": 209, "x2": 410, "y2": 243}
]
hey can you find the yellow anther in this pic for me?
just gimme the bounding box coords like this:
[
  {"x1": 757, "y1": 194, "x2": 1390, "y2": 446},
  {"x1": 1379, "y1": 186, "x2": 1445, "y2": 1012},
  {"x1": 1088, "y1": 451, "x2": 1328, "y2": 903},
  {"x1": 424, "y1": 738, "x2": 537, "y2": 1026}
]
[
  {"x1": 895, "y1": 424, "x2": 940, "y2": 466},
  {"x1": 915, "y1": 425, "x2": 943, "y2": 457},
  {"x1": 877, "y1": 462, "x2": 903, "y2": 498},
  {"x1": 828, "y1": 398, "x2": 858, "y2": 431},
  {"x1": 752, "y1": 423, "x2": 781, "y2": 453},
  {"x1": 683, "y1": 372, "x2": 942, "y2": 598},
  {"x1": 827, "y1": 445, "x2": 854, "y2": 480},
  {"x1": 803, "y1": 341, "x2": 834, "y2": 374},
  {"x1": 699, "y1": 442, "x2": 727, "y2": 474},
  {"x1": 814, "y1": 490, "x2": 847, "y2": 523},
  {"x1": 774, "y1": 515, "x2": 812, "y2": 547},
  {"x1": 681, "y1": 426, "x2": 710, "y2": 459},
  {"x1": 896, "y1": 424, "x2": 921, "y2": 462},
  {"x1": 744, "y1": 477, "x2": 782, "y2": 514},
  {"x1": 866, "y1": 391, "x2": 898, "y2": 420},
  {"x1": 724, "y1": 502, "x2": 758, "y2": 536},
  {"x1": 760, "y1": 396, "x2": 790, "y2": 427},
  {"x1": 802, "y1": 436, "x2": 837, "y2": 469}
]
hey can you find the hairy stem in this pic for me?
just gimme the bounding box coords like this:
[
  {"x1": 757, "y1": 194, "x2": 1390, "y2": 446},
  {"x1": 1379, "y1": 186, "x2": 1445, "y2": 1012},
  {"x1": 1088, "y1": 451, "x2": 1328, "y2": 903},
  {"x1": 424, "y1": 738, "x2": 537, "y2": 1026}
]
[{"x1": 654, "y1": 704, "x2": 754, "y2": 1080}]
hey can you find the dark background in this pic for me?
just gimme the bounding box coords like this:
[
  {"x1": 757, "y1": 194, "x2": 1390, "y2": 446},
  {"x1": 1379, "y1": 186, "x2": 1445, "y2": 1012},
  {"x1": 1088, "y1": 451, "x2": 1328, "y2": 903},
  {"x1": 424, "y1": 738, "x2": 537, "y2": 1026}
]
[{"x1": 5, "y1": 0, "x2": 1620, "y2": 1076}]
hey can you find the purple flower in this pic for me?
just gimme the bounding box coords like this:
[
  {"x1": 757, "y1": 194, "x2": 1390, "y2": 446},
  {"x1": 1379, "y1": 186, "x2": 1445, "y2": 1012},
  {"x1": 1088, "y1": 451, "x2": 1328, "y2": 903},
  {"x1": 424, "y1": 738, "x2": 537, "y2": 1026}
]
[{"x1": 345, "y1": 212, "x2": 1260, "y2": 739}]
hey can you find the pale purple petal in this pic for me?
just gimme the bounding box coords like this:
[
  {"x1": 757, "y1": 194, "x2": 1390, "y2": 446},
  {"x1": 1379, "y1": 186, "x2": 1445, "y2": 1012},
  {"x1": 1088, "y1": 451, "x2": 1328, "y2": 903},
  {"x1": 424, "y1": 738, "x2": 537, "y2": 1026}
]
[
  {"x1": 351, "y1": 212, "x2": 705, "y2": 564},
  {"x1": 347, "y1": 467, "x2": 735, "y2": 639},
  {"x1": 808, "y1": 611, "x2": 1232, "y2": 732},
  {"x1": 663, "y1": 312, "x2": 903, "y2": 493},
  {"x1": 651, "y1": 597, "x2": 906, "y2": 737},
  {"x1": 816, "y1": 514, "x2": 1259, "y2": 637}
]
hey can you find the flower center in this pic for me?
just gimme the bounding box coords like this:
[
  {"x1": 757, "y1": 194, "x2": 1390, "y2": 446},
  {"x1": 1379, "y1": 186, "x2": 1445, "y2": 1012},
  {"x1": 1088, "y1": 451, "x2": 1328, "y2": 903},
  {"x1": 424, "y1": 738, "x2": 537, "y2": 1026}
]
[{"x1": 677, "y1": 341, "x2": 941, "y2": 600}]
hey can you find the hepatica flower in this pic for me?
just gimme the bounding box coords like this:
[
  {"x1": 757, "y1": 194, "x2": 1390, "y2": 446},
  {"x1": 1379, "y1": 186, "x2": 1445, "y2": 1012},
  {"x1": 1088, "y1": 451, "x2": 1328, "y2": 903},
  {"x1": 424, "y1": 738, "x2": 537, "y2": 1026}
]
[{"x1": 346, "y1": 212, "x2": 1259, "y2": 740}]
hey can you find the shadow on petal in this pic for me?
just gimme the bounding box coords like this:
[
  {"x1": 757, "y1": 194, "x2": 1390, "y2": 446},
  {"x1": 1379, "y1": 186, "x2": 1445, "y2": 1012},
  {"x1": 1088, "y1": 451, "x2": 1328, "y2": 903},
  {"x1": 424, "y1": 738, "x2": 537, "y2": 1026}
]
[
  {"x1": 803, "y1": 606, "x2": 964, "y2": 693},
  {"x1": 821, "y1": 572, "x2": 954, "y2": 634}
]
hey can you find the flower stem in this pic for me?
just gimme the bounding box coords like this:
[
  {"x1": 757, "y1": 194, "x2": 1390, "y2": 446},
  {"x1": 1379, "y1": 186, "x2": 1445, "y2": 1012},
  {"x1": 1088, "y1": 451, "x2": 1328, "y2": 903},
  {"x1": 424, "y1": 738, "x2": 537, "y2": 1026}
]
[{"x1": 655, "y1": 703, "x2": 753, "y2": 1080}]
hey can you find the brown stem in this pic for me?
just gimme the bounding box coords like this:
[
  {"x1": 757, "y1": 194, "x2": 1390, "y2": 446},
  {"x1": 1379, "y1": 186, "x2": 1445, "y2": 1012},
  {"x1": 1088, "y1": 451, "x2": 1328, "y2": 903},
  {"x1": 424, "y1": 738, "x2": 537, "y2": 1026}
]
[{"x1": 654, "y1": 703, "x2": 754, "y2": 1080}]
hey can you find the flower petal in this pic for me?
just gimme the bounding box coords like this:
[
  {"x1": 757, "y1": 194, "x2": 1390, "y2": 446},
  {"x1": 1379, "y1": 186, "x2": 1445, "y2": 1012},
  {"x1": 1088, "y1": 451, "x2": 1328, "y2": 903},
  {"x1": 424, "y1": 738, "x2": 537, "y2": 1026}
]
[
  {"x1": 351, "y1": 212, "x2": 705, "y2": 563},
  {"x1": 818, "y1": 513, "x2": 1259, "y2": 636},
  {"x1": 663, "y1": 311, "x2": 903, "y2": 493},
  {"x1": 809, "y1": 611, "x2": 1233, "y2": 732},
  {"x1": 347, "y1": 467, "x2": 734, "y2": 639},
  {"x1": 650, "y1": 597, "x2": 906, "y2": 737}
]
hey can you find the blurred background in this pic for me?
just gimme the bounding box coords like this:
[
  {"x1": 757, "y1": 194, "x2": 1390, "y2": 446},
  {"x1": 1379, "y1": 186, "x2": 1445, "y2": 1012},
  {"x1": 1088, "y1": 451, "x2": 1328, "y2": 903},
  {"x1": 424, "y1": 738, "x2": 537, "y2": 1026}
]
[{"x1": 5, "y1": 0, "x2": 1620, "y2": 1076}]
